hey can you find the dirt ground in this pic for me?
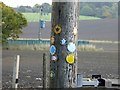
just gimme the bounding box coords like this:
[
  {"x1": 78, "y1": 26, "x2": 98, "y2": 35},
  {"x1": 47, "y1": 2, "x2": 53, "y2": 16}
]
[
  {"x1": 20, "y1": 19, "x2": 118, "y2": 41},
  {"x1": 2, "y1": 50, "x2": 119, "y2": 88}
]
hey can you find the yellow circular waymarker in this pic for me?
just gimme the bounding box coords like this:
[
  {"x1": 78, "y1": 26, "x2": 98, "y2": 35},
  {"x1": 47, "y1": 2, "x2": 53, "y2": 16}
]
[
  {"x1": 54, "y1": 25, "x2": 62, "y2": 34},
  {"x1": 66, "y1": 54, "x2": 75, "y2": 64}
]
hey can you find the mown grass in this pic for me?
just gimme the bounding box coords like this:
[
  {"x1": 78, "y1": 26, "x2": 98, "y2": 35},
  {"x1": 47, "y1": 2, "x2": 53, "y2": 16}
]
[
  {"x1": 22, "y1": 13, "x2": 51, "y2": 22},
  {"x1": 79, "y1": 16, "x2": 101, "y2": 20},
  {"x1": 22, "y1": 13, "x2": 101, "y2": 22}
]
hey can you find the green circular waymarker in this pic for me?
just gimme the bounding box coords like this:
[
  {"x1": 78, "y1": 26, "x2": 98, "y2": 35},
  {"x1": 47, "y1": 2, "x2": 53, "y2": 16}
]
[{"x1": 66, "y1": 54, "x2": 75, "y2": 64}]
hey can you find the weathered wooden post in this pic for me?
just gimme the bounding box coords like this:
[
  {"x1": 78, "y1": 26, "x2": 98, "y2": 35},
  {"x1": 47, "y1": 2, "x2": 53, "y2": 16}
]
[
  {"x1": 43, "y1": 53, "x2": 49, "y2": 89},
  {"x1": 50, "y1": 0, "x2": 79, "y2": 88}
]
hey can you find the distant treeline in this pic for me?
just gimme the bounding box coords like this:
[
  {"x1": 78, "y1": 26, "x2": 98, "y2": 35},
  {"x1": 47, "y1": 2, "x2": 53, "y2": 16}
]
[{"x1": 14, "y1": 2, "x2": 118, "y2": 18}]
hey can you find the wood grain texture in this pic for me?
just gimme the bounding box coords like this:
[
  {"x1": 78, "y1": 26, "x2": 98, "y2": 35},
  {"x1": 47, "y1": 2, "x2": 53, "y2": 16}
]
[{"x1": 50, "y1": 1, "x2": 79, "y2": 88}]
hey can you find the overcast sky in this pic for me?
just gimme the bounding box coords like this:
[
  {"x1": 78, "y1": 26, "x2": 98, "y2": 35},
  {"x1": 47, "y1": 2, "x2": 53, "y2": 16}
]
[
  {"x1": 0, "y1": 0, "x2": 119, "y2": 7},
  {"x1": 0, "y1": 0, "x2": 52, "y2": 7}
]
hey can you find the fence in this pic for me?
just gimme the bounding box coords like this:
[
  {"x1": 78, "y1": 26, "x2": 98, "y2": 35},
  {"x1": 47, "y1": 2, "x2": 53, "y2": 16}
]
[{"x1": 7, "y1": 39, "x2": 89, "y2": 46}]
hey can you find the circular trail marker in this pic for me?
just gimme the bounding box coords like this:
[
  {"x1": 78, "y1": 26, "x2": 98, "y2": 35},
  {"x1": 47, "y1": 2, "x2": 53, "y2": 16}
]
[
  {"x1": 60, "y1": 38, "x2": 66, "y2": 45},
  {"x1": 50, "y1": 45, "x2": 56, "y2": 55},
  {"x1": 51, "y1": 36, "x2": 55, "y2": 44},
  {"x1": 73, "y1": 27, "x2": 77, "y2": 35},
  {"x1": 50, "y1": 71, "x2": 55, "y2": 78},
  {"x1": 67, "y1": 42, "x2": 76, "y2": 53},
  {"x1": 66, "y1": 54, "x2": 75, "y2": 64},
  {"x1": 54, "y1": 25, "x2": 62, "y2": 34},
  {"x1": 51, "y1": 55, "x2": 57, "y2": 61}
]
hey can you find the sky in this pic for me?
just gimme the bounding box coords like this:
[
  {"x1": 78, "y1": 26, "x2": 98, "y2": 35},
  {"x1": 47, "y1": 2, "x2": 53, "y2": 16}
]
[
  {"x1": 0, "y1": 0, "x2": 120, "y2": 7},
  {"x1": 0, "y1": 0, "x2": 52, "y2": 7}
]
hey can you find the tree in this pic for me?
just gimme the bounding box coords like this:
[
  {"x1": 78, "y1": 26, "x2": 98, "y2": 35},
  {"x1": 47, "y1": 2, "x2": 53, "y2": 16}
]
[
  {"x1": 1, "y1": 2, "x2": 27, "y2": 43},
  {"x1": 17, "y1": 6, "x2": 33, "y2": 12},
  {"x1": 111, "y1": 3, "x2": 118, "y2": 18},
  {"x1": 102, "y1": 6, "x2": 112, "y2": 18},
  {"x1": 41, "y1": 3, "x2": 51, "y2": 14},
  {"x1": 17, "y1": 6, "x2": 26, "y2": 12},
  {"x1": 95, "y1": 8, "x2": 103, "y2": 18},
  {"x1": 81, "y1": 5, "x2": 94, "y2": 16},
  {"x1": 119, "y1": 2, "x2": 120, "y2": 18},
  {"x1": 33, "y1": 4, "x2": 40, "y2": 13}
]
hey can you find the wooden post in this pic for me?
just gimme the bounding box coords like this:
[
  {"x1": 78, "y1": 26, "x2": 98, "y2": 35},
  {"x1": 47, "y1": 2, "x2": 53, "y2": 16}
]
[
  {"x1": 43, "y1": 53, "x2": 49, "y2": 88},
  {"x1": 50, "y1": 1, "x2": 79, "y2": 88},
  {"x1": 12, "y1": 55, "x2": 20, "y2": 88}
]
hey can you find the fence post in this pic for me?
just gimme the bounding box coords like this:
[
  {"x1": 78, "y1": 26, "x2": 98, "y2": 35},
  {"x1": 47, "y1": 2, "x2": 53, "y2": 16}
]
[
  {"x1": 12, "y1": 55, "x2": 20, "y2": 89},
  {"x1": 43, "y1": 53, "x2": 49, "y2": 88}
]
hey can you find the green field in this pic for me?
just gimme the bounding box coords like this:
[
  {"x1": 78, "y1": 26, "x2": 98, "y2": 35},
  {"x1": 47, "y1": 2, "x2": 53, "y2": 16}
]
[{"x1": 22, "y1": 13, "x2": 101, "y2": 22}]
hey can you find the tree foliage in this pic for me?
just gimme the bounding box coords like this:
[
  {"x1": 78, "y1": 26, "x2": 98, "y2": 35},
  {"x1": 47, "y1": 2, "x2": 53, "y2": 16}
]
[
  {"x1": 81, "y1": 5, "x2": 95, "y2": 16},
  {"x1": 80, "y1": 2, "x2": 118, "y2": 18},
  {"x1": 17, "y1": 3, "x2": 52, "y2": 15},
  {"x1": 15, "y1": 2, "x2": 118, "y2": 19},
  {"x1": 33, "y1": 4, "x2": 40, "y2": 13},
  {"x1": 1, "y1": 2, "x2": 27, "y2": 43},
  {"x1": 17, "y1": 6, "x2": 33, "y2": 13},
  {"x1": 40, "y1": 3, "x2": 51, "y2": 14}
]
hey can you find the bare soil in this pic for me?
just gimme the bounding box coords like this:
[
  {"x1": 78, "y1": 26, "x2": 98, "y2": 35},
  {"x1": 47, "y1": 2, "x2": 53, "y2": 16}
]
[
  {"x1": 2, "y1": 50, "x2": 119, "y2": 88},
  {"x1": 20, "y1": 19, "x2": 118, "y2": 41}
]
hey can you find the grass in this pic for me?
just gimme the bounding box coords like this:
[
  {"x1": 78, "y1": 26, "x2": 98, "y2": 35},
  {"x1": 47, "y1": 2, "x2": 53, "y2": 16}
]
[
  {"x1": 22, "y1": 13, "x2": 101, "y2": 22},
  {"x1": 3, "y1": 44, "x2": 104, "y2": 52},
  {"x1": 22, "y1": 13, "x2": 51, "y2": 22},
  {"x1": 79, "y1": 16, "x2": 100, "y2": 20},
  {"x1": 78, "y1": 44, "x2": 104, "y2": 52}
]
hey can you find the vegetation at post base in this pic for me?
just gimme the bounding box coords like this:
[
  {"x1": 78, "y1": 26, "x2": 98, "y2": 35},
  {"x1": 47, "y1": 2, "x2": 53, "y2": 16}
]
[{"x1": 1, "y1": 2, "x2": 27, "y2": 43}]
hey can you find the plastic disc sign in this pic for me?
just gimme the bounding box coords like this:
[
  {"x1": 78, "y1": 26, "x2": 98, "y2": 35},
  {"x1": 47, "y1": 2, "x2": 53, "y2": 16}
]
[
  {"x1": 54, "y1": 25, "x2": 62, "y2": 34},
  {"x1": 73, "y1": 27, "x2": 77, "y2": 36},
  {"x1": 51, "y1": 36, "x2": 55, "y2": 44},
  {"x1": 67, "y1": 42, "x2": 76, "y2": 53},
  {"x1": 51, "y1": 55, "x2": 57, "y2": 61},
  {"x1": 60, "y1": 38, "x2": 66, "y2": 45},
  {"x1": 50, "y1": 71, "x2": 55, "y2": 78},
  {"x1": 66, "y1": 54, "x2": 75, "y2": 64},
  {"x1": 50, "y1": 45, "x2": 56, "y2": 55}
]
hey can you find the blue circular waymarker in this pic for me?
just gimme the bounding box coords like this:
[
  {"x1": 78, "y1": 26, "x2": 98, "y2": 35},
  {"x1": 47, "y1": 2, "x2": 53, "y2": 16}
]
[{"x1": 50, "y1": 45, "x2": 56, "y2": 55}]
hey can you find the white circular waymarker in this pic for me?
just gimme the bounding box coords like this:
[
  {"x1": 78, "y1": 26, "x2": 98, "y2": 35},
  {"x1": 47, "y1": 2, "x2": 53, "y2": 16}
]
[
  {"x1": 50, "y1": 45, "x2": 56, "y2": 55},
  {"x1": 60, "y1": 38, "x2": 66, "y2": 45},
  {"x1": 51, "y1": 55, "x2": 57, "y2": 61},
  {"x1": 67, "y1": 42, "x2": 76, "y2": 53}
]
